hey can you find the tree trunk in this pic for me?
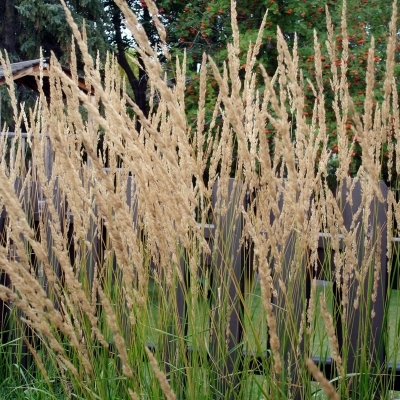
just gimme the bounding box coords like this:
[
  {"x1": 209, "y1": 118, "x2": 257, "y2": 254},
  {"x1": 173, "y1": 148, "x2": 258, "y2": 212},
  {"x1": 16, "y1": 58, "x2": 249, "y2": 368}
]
[
  {"x1": 112, "y1": 5, "x2": 148, "y2": 129},
  {"x1": 0, "y1": 0, "x2": 18, "y2": 55}
]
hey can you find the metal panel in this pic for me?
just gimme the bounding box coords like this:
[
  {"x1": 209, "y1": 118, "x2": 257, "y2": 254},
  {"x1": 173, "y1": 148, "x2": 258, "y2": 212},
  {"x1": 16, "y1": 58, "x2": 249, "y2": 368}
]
[
  {"x1": 335, "y1": 179, "x2": 387, "y2": 374},
  {"x1": 210, "y1": 178, "x2": 245, "y2": 399}
]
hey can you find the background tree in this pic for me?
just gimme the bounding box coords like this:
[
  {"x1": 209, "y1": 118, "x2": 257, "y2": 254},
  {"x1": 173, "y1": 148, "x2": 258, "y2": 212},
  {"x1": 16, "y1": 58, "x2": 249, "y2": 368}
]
[
  {"x1": 0, "y1": 0, "x2": 153, "y2": 126},
  {"x1": 0, "y1": 0, "x2": 111, "y2": 129},
  {"x1": 154, "y1": 0, "x2": 398, "y2": 182},
  {"x1": 1, "y1": 0, "x2": 398, "y2": 179}
]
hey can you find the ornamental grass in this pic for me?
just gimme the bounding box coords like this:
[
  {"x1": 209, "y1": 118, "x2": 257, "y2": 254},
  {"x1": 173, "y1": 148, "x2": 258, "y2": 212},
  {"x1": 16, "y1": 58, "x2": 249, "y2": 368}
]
[{"x1": 0, "y1": 1, "x2": 400, "y2": 399}]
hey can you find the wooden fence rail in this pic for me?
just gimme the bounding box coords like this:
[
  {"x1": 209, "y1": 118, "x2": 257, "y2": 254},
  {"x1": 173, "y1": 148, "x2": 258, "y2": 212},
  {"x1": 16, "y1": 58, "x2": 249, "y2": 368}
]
[{"x1": 0, "y1": 175, "x2": 400, "y2": 398}]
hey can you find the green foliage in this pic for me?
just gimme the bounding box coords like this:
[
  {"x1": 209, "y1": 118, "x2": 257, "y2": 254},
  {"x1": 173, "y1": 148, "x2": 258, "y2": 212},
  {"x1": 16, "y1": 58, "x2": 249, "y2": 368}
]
[
  {"x1": 9, "y1": 0, "x2": 108, "y2": 61},
  {"x1": 150, "y1": 0, "x2": 398, "y2": 181}
]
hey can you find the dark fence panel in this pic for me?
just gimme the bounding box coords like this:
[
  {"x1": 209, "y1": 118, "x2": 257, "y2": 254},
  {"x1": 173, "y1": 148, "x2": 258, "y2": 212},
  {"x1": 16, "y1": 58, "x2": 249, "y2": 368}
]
[{"x1": 1, "y1": 175, "x2": 400, "y2": 396}]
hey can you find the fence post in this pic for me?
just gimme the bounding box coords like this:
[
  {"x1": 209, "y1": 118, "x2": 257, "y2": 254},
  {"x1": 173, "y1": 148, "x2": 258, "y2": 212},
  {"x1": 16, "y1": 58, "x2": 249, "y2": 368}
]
[
  {"x1": 264, "y1": 181, "x2": 309, "y2": 400},
  {"x1": 162, "y1": 247, "x2": 188, "y2": 399},
  {"x1": 335, "y1": 179, "x2": 387, "y2": 393},
  {"x1": 0, "y1": 177, "x2": 42, "y2": 370},
  {"x1": 0, "y1": 204, "x2": 10, "y2": 375},
  {"x1": 209, "y1": 178, "x2": 245, "y2": 399},
  {"x1": 44, "y1": 135, "x2": 53, "y2": 181}
]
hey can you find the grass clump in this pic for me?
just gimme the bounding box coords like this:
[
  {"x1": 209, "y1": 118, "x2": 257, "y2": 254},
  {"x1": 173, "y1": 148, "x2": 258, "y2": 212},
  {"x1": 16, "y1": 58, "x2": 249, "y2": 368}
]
[{"x1": 0, "y1": 0, "x2": 400, "y2": 399}]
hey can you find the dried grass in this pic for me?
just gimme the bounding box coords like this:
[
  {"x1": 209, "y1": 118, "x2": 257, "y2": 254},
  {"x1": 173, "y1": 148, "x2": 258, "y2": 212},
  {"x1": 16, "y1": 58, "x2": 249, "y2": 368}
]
[{"x1": 0, "y1": 0, "x2": 398, "y2": 399}]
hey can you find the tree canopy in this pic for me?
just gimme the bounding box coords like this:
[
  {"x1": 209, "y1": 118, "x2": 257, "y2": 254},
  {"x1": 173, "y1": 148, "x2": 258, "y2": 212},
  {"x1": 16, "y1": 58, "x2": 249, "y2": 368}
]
[
  {"x1": 0, "y1": 0, "x2": 398, "y2": 180},
  {"x1": 1, "y1": 0, "x2": 396, "y2": 105},
  {"x1": 148, "y1": 0, "x2": 398, "y2": 181}
]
